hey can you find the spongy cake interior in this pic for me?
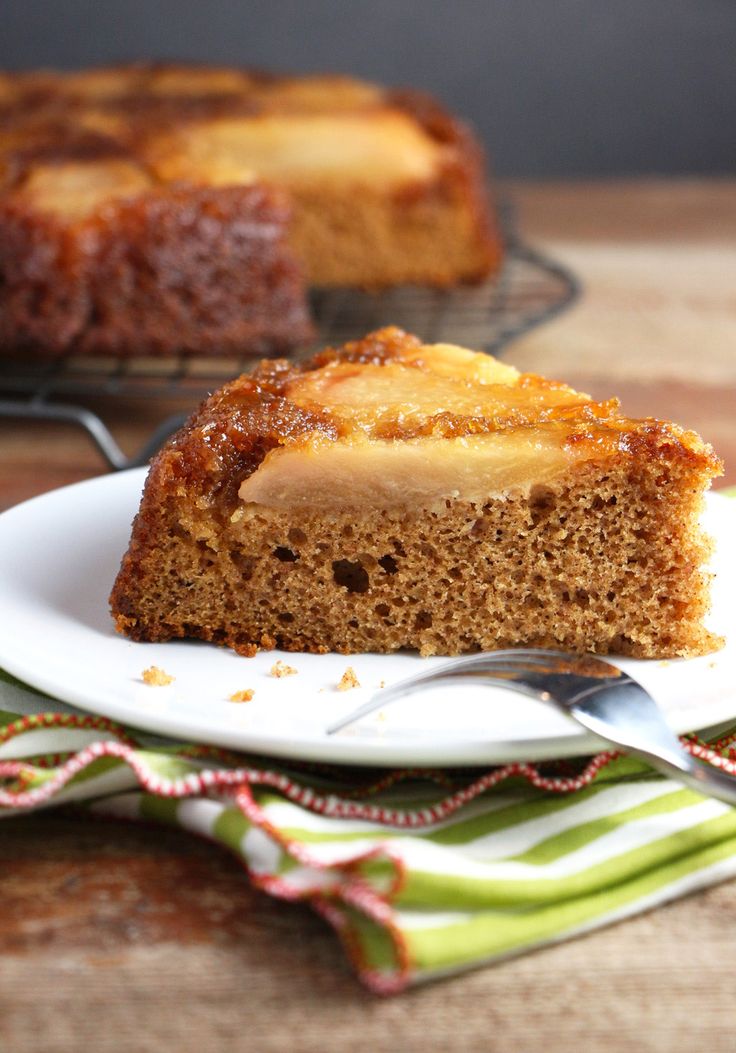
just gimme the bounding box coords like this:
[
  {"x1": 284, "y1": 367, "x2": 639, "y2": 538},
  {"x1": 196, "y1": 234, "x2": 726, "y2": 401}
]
[{"x1": 109, "y1": 328, "x2": 723, "y2": 659}]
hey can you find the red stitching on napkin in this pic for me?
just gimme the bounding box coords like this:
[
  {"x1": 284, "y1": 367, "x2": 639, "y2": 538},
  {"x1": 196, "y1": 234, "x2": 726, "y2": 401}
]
[{"x1": 4, "y1": 714, "x2": 736, "y2": 994}]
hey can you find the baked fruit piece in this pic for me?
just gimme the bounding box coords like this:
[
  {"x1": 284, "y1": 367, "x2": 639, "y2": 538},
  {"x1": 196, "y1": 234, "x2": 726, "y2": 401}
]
[
  {"x1": 0, "y1": 64, "x2": 500, "y2": 357},
  {"x1": 110, "y1": 327, "x2": 723, "y2": 659}
]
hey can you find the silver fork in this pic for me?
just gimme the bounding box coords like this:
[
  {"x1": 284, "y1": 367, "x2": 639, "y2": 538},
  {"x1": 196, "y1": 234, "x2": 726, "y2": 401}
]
[{"x1": 326, "y1": 649, "x2": 736, "y2": 806}]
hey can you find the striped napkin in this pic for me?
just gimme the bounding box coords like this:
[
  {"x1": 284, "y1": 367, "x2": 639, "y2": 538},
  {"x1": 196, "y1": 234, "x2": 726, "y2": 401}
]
[{"x1": 3, "y1": 664, "x2": 736, "y2": 994}]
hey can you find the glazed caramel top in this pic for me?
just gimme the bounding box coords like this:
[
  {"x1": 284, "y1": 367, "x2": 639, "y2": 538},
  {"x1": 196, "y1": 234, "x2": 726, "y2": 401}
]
[
  {"x1": 157, "y1": 327, "x2": 722, "y2": 511},
  {"x1": 0, "y1": 64, "x2": 458, "y2": 219}
]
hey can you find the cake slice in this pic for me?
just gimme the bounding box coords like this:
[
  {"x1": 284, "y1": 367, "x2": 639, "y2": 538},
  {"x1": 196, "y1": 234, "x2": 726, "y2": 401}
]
[
  {"x1": 110, "y1": 327, "x2": 723, "y2": 659},
  {"x1": 0, "y1": 64, "x2": 500, "y2": 357}
]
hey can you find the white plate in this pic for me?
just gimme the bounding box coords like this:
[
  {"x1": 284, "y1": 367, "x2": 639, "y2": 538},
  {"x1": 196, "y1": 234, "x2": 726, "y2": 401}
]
[{"x1": 0, "y1": 468, "x2": 733, "y2": 766}]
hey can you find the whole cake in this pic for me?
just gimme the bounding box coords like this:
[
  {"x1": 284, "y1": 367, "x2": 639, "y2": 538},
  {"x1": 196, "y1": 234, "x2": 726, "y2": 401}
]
[
  {"x1": 0, "y1": 64, "x2": 500, "y2": 357},
  {"x1": 110, "y1": 327, "x2": 723, "y2": 659}
]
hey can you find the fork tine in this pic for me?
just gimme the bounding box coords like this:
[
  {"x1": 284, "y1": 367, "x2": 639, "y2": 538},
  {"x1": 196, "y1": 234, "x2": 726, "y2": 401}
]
[
  {"x1": 326, "y1": 667, "x2": 547, "y2": 735},
  {"x1": 325, "y1": 649, "x2": 624, "y2": 735},
  {"x1": 325, "y1": 670, "x2": 515, "y2": 735},
  {"x1": 326, "y1": 653, "x2": 548, "y2": 736},
  {"x1": 415, "y1": 649, "x2": 625, "y2": 683},
  {"x1": 427, "y1": 649, "x2": 623, "y2": 675},
  {"x1": 326, "y1": 695, "x2": 398, "y2": 735}
]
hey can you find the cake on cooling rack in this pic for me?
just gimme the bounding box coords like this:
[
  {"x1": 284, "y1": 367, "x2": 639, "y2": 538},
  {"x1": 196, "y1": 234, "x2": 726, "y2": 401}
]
[
  {"x1": 0, "y1": 64, "x2": 500, "y2": 357},
  {"x1": 110, "y1": 326, "x2": 723, "y2": 659}
]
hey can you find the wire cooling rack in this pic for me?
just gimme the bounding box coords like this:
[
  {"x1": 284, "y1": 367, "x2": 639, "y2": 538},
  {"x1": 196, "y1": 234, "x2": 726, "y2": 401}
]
[{"x1": 0, "y1": 237, "x2": 579, "y2": 471}]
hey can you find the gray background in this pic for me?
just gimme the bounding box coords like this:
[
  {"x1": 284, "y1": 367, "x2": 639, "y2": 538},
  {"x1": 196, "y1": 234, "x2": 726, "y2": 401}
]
[{"x1": 2, "y1": 0, "x2": 735, "y2": 178}]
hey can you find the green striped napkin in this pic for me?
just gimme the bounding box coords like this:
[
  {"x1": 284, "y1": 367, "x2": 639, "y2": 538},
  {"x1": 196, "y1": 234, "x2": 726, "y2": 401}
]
[{"x1": 3, "y1": 665, "x2": 736, "y2": 994}]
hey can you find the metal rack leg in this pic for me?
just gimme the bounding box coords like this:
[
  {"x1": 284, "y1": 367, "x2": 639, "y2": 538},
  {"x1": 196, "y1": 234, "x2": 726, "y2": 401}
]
[{"x1": 0, "y1": 400, "x2": 186, "y2": 472}]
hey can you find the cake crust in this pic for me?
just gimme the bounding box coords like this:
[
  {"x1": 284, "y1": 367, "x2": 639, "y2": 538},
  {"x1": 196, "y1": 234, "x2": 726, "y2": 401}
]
[{"x1": 110, "y1": 328, "x2": 723, "y2": 660}]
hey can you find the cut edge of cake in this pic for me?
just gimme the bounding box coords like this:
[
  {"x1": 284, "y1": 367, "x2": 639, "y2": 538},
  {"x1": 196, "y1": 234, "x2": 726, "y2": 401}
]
[{"x1": 109, "y1": 327, "x2": 724, "y2": 661}]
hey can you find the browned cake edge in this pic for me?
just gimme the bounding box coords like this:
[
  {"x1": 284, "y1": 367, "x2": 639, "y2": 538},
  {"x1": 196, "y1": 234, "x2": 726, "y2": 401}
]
[
  {"x1": 0, "y1": 182, "x2": 314, "y2": 357},
  {"x1": 109, "y1": 336, "x2": 724, "y2": 660}
]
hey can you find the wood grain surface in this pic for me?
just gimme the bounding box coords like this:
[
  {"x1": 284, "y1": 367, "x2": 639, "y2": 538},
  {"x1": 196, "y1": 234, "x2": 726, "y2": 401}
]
[{"x1": 1, "y1": 180, "x2": 735, "y2": 1052}]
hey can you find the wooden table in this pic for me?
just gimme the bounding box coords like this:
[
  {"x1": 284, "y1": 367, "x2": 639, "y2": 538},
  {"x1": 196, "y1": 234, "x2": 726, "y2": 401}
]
[{"x1": 1, "y1": 181, "x2": 735, "y2": 1052}]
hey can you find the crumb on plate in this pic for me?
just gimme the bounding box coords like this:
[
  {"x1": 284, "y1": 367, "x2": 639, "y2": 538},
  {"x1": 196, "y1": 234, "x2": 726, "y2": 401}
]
[
  {"x1": 141, "y1": 665, "x2": 174, "y2": 686},
  {"x1": 337, "y1": 666, "x2": 360, "y2": 692},
  {"x1": 270, "y1": 659, "x2": 298, "y2": 678},
  {"x1": 229, "y1": 689, "x2": 255, "y2": 703}
]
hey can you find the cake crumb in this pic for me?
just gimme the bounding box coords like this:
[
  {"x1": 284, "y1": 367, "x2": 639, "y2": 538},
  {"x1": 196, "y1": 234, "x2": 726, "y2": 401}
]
[
  {"x1": 378, "y1": 680, "x2": 386, "y2": 689},
  {"x1": 229, "y1": 689, "x2": 255, "y2": 703},
  {"x1": 337, "y1": 666, "x2": 360, "y2": 691},
  {"x1": 142, "y1": 666, "x2": 174, "y2": 686},
  {"x1": 709, "y1": 661, "x2": 717, "y2": 669},
  {"x1": 270, "y1": 659, "x2": 298, "y2": 678}
]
